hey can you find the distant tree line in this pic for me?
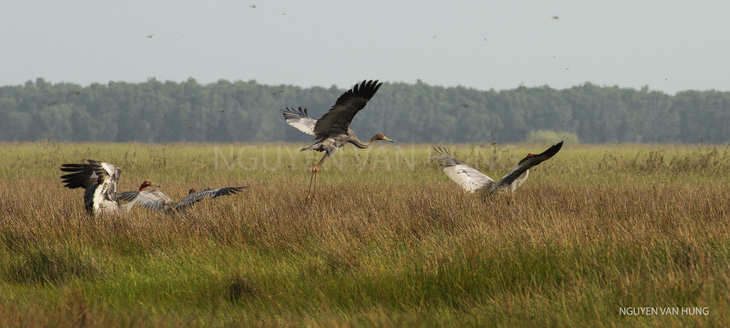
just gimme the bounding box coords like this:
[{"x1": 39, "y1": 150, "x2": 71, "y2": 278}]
[{"x1": 0, "y1": 78, "x2": 728, "y2": 144}]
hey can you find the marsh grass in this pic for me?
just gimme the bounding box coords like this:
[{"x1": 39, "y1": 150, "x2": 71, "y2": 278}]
[{"x1": 1, "y1": 142, "x2": 729, "y2": 326}]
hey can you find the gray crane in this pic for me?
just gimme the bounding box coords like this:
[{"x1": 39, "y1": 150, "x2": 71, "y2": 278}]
[
  {"x1": 117, "y1": 186, "x2": 247, "y2": 213},
  {"x1": 282, "y1": 80, "x2": 394, "y2": 203},
  {"x1": 60, "y1": 160, "x2": 153, "y2": 216},
  {"x1": 433, "y1": 141, "x2": 563, "y2": 194}
]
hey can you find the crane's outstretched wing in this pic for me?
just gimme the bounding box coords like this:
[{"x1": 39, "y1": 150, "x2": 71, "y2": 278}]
[
  {"x1": 117, "y1": 191, "x2": 139, "y2": 202},
  {"x1": 60, "y1": 162, "x2": 98, "y2": 189},
  {"x1": 86, "y1": 160, "x2": 121, "y2": 185},
  {"x1": 61, "y1": 160, "x2": 121, "y2": 215},
  {"x1": 175, "y1": 186, "x2": 247, "y2": 210},
  {"x1": 282, "y1": 107, "x2": 317, "y2": 136},
  {"x1": 131, "y1": 190, "x2": 175, "y2": 212},
  {"x1": 495, "y1": 141, "x2": 563, "y2": 189},
  {"x1": 433, "y1": 147, "x2": 494, "y2": 193},
  {"x1": 313, "y1": 80, "x2": 382, "y2": 138},
  {"x1": 61, "y1": 161, "x2": 100, "y2": 213}
]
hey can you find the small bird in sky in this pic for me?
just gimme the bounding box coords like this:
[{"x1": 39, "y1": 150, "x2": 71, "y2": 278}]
[
  {"x1": 146, "y1": 34, "x2": 155, "y2": 39},
  {"x1": 249, "y1": 5, "x2": 256, "y2": 9},
  {"x1": 552, "y1": 15, "x2": 559, "y2": 20},
  {"x1": 185, "y1": 125, "x2": 192, "y2": 129}
]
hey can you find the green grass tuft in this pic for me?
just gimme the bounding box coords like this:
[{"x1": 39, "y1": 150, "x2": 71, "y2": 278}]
[{"x1": 4, "y1": 244, "x2": 100, "y2": 284}]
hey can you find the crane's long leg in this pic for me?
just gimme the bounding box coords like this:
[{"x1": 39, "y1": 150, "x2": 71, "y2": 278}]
[
  {"x1": 306, "y1": 169, "x2": 317, "y2": 202},
  {"x1": 306, "y1": 153, "x2": 330, "y2": 204}
]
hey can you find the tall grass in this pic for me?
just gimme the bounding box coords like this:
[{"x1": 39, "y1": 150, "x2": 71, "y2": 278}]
[{"x1": 0, "y1": 141, "x2": 729, "y2": 327}]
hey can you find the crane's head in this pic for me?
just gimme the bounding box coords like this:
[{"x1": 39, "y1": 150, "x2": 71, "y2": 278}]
[
  {"x1": 374, "y1": 133, "x2": 395, "y2": 143},
  {"x1": 139, "y1": 180, "x2": 154, "y2": 191}
]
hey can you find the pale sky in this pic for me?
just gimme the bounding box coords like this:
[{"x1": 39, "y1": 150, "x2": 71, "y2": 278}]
[{"x1": 2, "y1": 1, "x2": 729, "y2": 94}]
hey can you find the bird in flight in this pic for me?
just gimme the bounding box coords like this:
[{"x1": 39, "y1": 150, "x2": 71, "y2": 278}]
[
  {"x1": 433, "y1": 141, "x2": 563, "y2": 194},
  {"x1": 282, "y1": 80, "x2": 394, "y2": 203}
]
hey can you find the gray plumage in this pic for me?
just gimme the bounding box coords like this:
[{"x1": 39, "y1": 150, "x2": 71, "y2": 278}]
[
  {"x1": 283, "y1": 80, "x2": 391, "y2": 155},
  {"x1": 118, "y1": 186, "x2": 247, "y2": 213},
  {"x1": 312, "y1": 80, "x2": 382, "y2": 138},
  {"x1": 282, "y1": 80, "x2": 394, "y2": 203},
  {"x1": 433, "y1": 141, "x2": 563, "y2": 194}
]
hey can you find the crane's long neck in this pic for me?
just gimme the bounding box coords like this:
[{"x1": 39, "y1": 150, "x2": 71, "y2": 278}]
[
  {"x1": 349, "y1": 135, "x2": 379, "y2": 149},
  {"x1": 511, "y1": 169, "x2": 530, "y2": 191}
]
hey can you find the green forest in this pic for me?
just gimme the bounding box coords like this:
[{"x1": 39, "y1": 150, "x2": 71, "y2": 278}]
[{"x1": 0, "y1": 78, "x2": 728, "y2": 144}]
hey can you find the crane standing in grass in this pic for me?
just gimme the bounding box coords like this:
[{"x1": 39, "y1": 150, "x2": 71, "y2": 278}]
[
  {"x1": 282, "y1": 80, "x2": 394, "y2": 203},
  {"x1": 433, "y1": 141, "x2": 563, "y2": 194}
]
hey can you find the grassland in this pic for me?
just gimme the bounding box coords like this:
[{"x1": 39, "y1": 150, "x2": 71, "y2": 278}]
[{"x1": 1, "y1": 141, "x2": 729, "y2": 327}]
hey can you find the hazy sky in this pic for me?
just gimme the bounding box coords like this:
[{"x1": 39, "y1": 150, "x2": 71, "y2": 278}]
[{"x1": 2, "y1": 1, "x2": 729, "y2": 94}]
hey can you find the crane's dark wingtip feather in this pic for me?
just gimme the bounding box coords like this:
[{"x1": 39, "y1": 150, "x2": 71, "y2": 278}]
[
  {"x1": 517, "y1": 141, "x2": 564, "y2": 166},
  {"x1": 60, "y1": 163, "x2": 88, "y2": 172},
  {"x1": 433, "y1": 146, "x2": 456, "y2": 158},
  {"x1": 432, "y1": 146, "x2": 463, "y2": 167},
  {"x1": 60, "y1": 162, "x2": 96, "y2": 189},
  {"x1": 432, "y1": 146, "x2": 448, "y2": 157},
  {"x1": 543, "y1": 141, "x2": 564, "y2": 157},
  {"x1": 222, "y1": 186, "x2": 248, "y2": 195},
  {"x1": 351, "y1": 79, "x2": 382, "y2": 100},
  {"x1": 282, "y1": 106, "x2": 308, "y2": 116}
]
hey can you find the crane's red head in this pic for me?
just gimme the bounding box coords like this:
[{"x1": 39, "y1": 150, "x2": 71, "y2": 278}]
[
  {"x1": 373, "y1": 133, "x2": 394, "y2": 143},
  {"x1": 139, "y1": 180, "x2": 153, "y2": 191}
]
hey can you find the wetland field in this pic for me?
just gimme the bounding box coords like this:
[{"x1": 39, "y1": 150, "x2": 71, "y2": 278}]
[{"x1": 1, "y1": 142, "x2": 729, "y2": 327}]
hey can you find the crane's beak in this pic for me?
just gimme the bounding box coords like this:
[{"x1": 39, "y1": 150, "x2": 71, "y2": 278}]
[{"x1": 383, "y1": 136, "x2": 395, "y2": 143}]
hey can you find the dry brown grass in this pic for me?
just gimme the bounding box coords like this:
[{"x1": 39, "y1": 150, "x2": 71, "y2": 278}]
[{"x1": 0, "y1": 142, "x2": 729, "y2": 326}]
